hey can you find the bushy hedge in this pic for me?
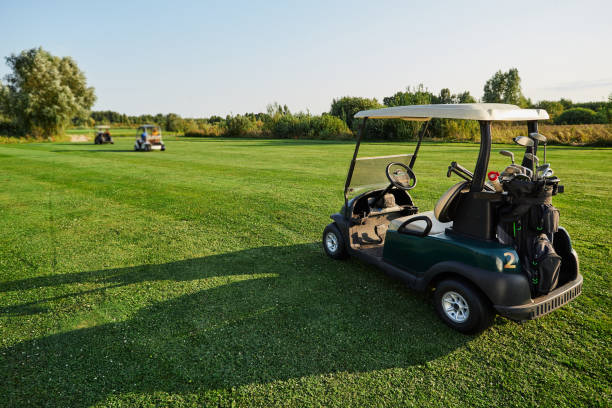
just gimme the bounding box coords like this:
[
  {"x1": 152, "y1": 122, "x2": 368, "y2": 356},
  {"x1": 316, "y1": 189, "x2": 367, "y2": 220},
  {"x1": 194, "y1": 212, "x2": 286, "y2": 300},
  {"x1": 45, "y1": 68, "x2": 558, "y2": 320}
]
[
  {"x1": 225, "y1": 115, "x2": 263, "y2": 137},
  {"x1": 490, "y1": 123, "x2": 612, "y2": 146},
  {"x1": 264, "y1": 114, "x2": 351, "y2": 139},
  {"x1": 554, "y1": 108, "x2": 604, "y2": 125},
  {"x1": 183, "y1": 122, "x2": 225, "y2": 137},
  {"x1": 184, "y1": 113, "x2": 351, "y2": 140},
  {"x1": 0, "y1": 116, "x2": 19, "y2": 135}
]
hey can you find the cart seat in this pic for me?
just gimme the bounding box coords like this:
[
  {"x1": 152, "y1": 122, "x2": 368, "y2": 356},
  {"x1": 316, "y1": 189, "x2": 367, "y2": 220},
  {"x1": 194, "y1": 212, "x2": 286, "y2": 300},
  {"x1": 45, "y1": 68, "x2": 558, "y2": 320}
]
[
  {"x1": 389, "y1": 211, "x2": 452, "y2": 236},
  {"x1": 434, "y1": 181, "x2": 469, "y2": 222}
]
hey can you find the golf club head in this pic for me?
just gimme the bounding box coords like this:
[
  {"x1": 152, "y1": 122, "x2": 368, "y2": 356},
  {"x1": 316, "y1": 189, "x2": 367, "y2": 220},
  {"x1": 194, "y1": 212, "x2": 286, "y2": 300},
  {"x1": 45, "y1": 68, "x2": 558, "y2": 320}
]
[
  {"x1": 500, "y1": 166, "x2": 520, "y2": 180},
  {"x1": 514, "y1": 136, "x2": 534, "y2": 147},
  {"x1": 524, "y1": 152, "x2": 540, "y2": 166},
  {"x1": 501, "y1": 165, "x2": 521, "y2": 175},
  {"x1": 537, "y1": 163, "x2": 550, "y2": 171},
  {"x1": 510, "y1": 164, "x2": 531, "y2": 176},
  {"x1": 529, "y1": 132, "x2": 547, "y2": 144},
  {"x1": 537, "y1": 164, "x2": 553, "y2": 178},
  {"x1": 500, "y1": 164, "x2": 532, "y2": 181},
  {"x1": 523, "y1": 167, "x2": 533, "y2": 178},
  {"x1": 499, "y1": 150, "x2": 515, "y2": 164}
]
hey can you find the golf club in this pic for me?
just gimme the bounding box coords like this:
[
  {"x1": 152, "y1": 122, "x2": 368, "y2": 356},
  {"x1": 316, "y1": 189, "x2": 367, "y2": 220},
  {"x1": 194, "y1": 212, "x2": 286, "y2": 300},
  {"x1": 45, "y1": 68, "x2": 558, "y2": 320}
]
[
  {"x1": 537, "y1": 164, "x2": 553, "y2": 179},
  {"x1": 513, "y1": 136, "x2": 534, "y2": 147},
  {"x1": 499, "y1": 150, "x2": 515, "y2": 164},
  {"x1": 511, "y1": 164, "x2": 532, "y2": 178},
  {"x1": 524, "y1": 153, "x2": 539, "y2": 180},
  {"x1": 529, "y1": 132, "x2": 547, "y2": 163}
]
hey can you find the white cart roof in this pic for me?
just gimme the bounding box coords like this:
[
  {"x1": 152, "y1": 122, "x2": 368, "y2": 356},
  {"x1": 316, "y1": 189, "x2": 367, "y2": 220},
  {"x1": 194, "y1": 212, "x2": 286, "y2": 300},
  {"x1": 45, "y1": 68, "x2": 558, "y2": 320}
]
[{"x1": 354, "y1": 103, "x2": 549, "y2": 121}]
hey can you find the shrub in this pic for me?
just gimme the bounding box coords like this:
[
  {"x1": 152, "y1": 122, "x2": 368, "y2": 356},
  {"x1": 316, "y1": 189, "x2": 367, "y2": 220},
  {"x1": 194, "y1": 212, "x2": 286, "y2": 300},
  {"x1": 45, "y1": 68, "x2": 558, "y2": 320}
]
[
  {"x1": 555, "y1": 108, "x2": 603, "y2": 125},
  {"x1": 0, "y1": 114, "x2": 18, "y2": 135},
  {"x1": 307, "y1": 114, "x2": 352, "y2": 139},
  {"x1": 491, "y1": 123, "x2": 612, "y2": 146},
  {"x1": 226, "y1": 115, "x2": 257, "y2": 137},
  {"x1": 435, "y1": 119, "x2": 480, "y2": 142},
  {"x1": 263, "y1": 113, "x2": 351, "y2": 140},
  {"x1": 183, "y1": 122, "x2": 225, "y2": 137}
]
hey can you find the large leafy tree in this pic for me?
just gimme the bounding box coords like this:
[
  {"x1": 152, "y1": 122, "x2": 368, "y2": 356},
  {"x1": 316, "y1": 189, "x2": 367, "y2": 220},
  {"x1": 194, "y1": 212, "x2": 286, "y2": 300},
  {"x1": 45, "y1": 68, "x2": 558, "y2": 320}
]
[
  {"x1": 383, "y1": 84, "x2": 433, "y2": 107},
  {"x1": 0, "y1": 47, "x2": 95, "y2": 137},
  {"x1": 482, "y1": 68, "x2": 526, "y2": 106},
  {"x1": 433, "y1": 88, "x2": 476, "y2": 104},
  {"x1": 329, "y1": 96, "x2": 382, "y2": 129},
  {"x1": 165, "y1": 113, "x2": 184, "y2": 132}
]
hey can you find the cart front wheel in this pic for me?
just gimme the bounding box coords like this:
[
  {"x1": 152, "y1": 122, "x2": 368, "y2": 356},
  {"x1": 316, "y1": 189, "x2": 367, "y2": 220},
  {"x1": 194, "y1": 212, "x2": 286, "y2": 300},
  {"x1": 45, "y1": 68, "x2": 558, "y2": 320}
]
[
  {"x1": 322, "y1": 223, "x2": 347, "y2": 260},
  {"x1": 434, "y1": 279, "x2": 494, "y2": 334}
]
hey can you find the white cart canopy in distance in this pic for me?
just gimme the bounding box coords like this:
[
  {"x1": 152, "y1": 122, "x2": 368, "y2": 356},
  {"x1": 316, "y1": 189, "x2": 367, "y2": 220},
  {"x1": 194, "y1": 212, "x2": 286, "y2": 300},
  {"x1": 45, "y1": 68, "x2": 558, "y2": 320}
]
[{"x1": 354, "y1": 103, "x2": 549, "y2": 122}]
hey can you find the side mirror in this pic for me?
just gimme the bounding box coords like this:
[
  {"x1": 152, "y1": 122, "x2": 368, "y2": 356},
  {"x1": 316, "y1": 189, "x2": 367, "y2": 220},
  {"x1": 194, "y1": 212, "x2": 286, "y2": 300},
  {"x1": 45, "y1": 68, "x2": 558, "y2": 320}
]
[{"x1": 499, "y1": 150, "x2": 515, "y2": 164}]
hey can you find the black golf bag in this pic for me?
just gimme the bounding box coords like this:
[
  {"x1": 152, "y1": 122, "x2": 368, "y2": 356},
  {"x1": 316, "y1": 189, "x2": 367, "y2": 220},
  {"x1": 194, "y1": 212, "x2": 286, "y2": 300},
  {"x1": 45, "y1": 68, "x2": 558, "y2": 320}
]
[{"x1": 498, "y1": 179, "x2": 562, "y2": 297}]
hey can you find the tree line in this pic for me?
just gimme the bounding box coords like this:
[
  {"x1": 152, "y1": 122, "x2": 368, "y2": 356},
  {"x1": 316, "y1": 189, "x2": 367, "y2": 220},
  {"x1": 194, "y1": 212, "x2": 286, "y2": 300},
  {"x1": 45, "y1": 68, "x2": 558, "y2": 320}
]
[
  {"x1": 88, "y1": 71, "x2": 612, "y2": 141},
  {"x1": 1, "y1": 48, "x2": 610, "y2": 140}
]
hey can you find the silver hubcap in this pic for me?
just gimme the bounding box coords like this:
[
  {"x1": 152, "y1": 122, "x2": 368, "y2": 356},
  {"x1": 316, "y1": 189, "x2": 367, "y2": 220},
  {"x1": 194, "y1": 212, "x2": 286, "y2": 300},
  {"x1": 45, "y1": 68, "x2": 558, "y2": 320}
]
[
  {"x1": 441, "y1": 291, "x2": 470, "y2": 323},
  {"x1": 325, "y1": 232, "x2": 338, "y2": 253}
]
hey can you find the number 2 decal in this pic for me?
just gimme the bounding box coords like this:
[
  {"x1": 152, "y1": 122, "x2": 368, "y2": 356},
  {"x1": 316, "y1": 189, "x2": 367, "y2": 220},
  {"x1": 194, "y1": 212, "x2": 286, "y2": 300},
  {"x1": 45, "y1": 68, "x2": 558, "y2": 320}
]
[{"x1": 503, "y1": 252, "x2": 516, "y2": 269}]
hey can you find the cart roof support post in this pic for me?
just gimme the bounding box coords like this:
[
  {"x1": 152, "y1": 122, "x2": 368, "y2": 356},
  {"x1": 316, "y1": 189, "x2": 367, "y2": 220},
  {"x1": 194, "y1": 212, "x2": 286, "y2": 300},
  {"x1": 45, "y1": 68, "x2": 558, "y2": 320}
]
[
  {"x1": 344, "y1": 118, "x2": 368, "y2": 209},
  {"x1": 409, "y1": 120, "x2": 429, "y2": 169},
  {"x1": 471, "y1": 120, "x2": 492, "y2": 192}
]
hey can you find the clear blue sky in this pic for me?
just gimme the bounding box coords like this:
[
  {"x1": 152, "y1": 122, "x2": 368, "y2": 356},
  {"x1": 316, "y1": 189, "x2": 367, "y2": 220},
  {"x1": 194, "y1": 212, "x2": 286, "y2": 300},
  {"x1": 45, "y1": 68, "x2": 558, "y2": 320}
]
[{"x1": 1, "y1": 0, "x2": 611, "y2": 117}]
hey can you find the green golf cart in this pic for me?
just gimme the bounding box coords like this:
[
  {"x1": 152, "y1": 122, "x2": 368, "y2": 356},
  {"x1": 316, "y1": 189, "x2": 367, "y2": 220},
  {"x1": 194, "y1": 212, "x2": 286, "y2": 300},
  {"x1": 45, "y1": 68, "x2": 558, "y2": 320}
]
[{"x1": 322, "y1": 103, "x2": 582, "y2": 333}]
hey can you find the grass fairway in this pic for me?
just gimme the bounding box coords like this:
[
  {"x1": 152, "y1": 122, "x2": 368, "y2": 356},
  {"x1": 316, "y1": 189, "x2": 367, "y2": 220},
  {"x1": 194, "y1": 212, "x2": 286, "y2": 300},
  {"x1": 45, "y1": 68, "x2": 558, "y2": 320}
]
[{"x1": 0, "y1": 137, "x2": 610, "y2": 407}]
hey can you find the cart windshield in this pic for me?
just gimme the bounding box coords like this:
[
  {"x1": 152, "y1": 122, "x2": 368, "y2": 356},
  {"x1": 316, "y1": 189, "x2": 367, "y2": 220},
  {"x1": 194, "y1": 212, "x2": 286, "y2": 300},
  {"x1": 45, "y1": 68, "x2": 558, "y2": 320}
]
[{"x1": 346, "y1": 153, "x2": 413, "y2": 198}]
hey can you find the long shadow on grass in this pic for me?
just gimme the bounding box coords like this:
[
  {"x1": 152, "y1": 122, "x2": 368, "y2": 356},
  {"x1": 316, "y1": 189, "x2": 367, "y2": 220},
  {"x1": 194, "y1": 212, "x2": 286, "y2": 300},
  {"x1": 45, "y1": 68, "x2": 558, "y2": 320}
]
[
  {"x1": 1, "y1": 244, "x2": 469, "y2": 406},
  {"x1": 177, "y1": 137, "x2": 356, "y2": 146},
  {"x1": 51, "y1": 149, "x2": 136, "y2": 153}
]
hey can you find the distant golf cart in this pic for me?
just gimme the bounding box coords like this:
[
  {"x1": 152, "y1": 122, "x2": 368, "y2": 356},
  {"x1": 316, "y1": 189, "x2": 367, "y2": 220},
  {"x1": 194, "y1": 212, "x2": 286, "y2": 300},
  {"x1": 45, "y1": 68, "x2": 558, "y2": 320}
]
[
  {"x1": 94, "y1": 125, "x2": 113, "y2": 144},
  {"x1": 134, "y1": 125, "x2": 166, "y2": 151},
  {"x1": 323, "y1": 103, "x2": 582, "y2": 333}
]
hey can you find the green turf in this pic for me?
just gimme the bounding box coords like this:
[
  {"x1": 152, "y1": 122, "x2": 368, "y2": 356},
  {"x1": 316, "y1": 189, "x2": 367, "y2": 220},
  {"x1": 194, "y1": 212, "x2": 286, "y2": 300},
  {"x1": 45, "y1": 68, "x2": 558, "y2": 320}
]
[{"x1": 0, "y1": 137, "x2": 610, "y2": 407}]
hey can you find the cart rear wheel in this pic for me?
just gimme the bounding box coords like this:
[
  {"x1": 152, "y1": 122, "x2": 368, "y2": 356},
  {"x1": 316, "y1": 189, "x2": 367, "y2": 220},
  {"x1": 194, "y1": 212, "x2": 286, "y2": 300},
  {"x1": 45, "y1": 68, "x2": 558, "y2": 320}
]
[
  {"x1": 434, "y1": 279, "x2": 494, "y2": 334},
  {"x1": 323, "y1": 223, "x2": 347, "y2": 260}
]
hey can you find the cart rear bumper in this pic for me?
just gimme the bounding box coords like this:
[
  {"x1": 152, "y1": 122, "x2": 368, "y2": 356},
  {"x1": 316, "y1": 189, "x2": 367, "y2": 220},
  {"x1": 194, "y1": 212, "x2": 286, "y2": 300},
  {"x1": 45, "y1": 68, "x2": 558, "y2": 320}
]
[{"x1": 494, "y1": 273, "x2": 582, "y2": 321}]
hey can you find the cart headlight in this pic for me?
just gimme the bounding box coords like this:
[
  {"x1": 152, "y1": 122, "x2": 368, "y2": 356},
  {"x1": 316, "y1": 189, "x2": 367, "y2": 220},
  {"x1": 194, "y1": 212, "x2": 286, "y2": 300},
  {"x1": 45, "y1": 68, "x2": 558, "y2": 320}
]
[{"x1": 495, "y1": 257, "x2": 503, "y2": 272}]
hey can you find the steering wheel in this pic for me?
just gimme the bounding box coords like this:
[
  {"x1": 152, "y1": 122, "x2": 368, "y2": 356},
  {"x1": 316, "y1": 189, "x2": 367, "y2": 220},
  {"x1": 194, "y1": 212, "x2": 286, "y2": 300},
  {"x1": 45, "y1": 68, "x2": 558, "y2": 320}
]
[{"x1": 386, "y1": 162, "x2": 417, "y2": 191}]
